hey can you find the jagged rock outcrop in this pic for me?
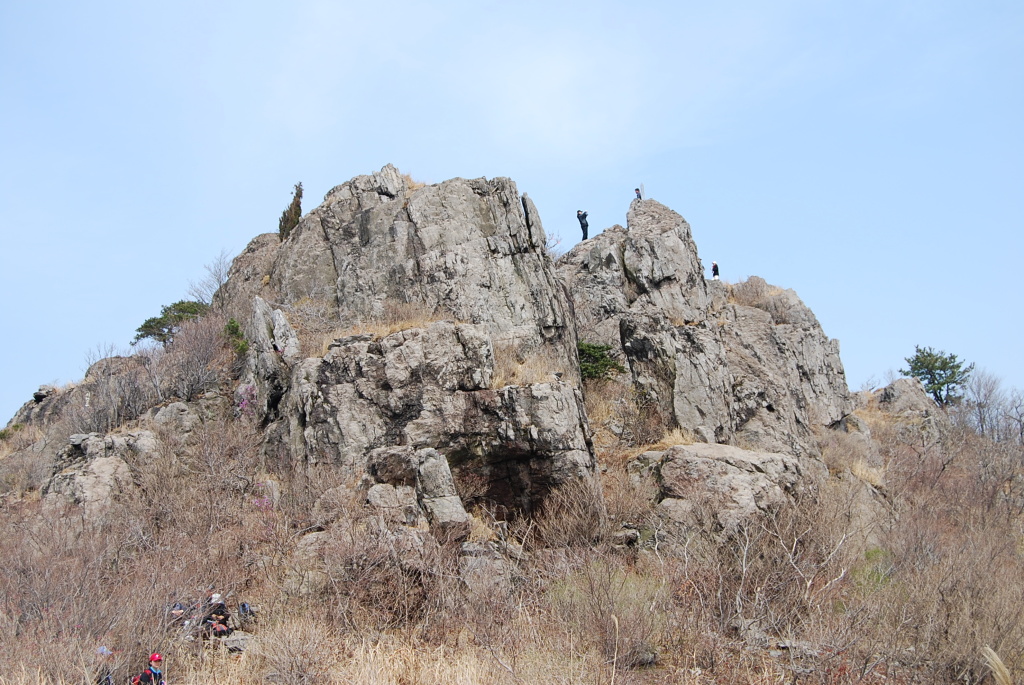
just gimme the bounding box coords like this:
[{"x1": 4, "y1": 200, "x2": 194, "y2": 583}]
[
  {"x1": 558, "y1": 199, "x2": 852, "y2": 455},
  {"x1": 364, "y1": 445, "x2": 470, "y2": 536},
  {"x1": 214, "y1": 166, "x2": 606, "y2": 527},
  {"x1": 42, "y1": 431, "x2": 155, "y2": 516},
  {"x1": 224, "y1": 165, "x2": 577, "y2": 376}
]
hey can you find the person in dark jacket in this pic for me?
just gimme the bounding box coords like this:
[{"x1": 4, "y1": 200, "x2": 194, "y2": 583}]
[
  {"x1": 711, "y1": 261, "x2": 719, "y2": 280},
  {"x1": 202, "y1": 593, "x2": 232, "y2": 637},
  {"x1": 635, "y1": 188, "x2": 642, "y2": 200},
  {"x1": 577, "y1": 210, "x2": 589, "y2": 240}
]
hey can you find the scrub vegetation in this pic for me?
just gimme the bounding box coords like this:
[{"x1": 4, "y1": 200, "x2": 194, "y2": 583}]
[{"x1": 1, "y1": 316, "x2": 1023, "y2": 684}]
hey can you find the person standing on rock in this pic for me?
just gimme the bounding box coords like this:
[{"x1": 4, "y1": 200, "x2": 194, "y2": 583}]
[
  {"x1": 577, "y1": 210, "x2": 589, "y2": 240},
  {"x1": 635, "y1": 188, "x2": 642, "y2": 200},
  {"x1": 711, "y1": 261, "x2": 719, "y2": 280}
]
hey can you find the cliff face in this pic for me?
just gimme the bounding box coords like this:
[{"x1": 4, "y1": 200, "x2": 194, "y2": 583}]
[
  {"x1": 558, "y1": 199, "x2": 852, "y2": 456},
  {"x1": 225, "y1": 166, "x2": 594, "y2": 524}
]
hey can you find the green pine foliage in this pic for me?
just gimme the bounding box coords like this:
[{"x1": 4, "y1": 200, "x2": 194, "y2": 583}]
[
  {"x1": 278, "y1": 182, "x2": 303, "y2": 240},
  {"x1": 224, "y1": 318, "x2": 249, "y2": 357},
  {"x1": 133, "y1": 300, "x2": 211, "y2": 345},
  {"x1": 578, "y1": 342, "x2": 626, "y2": 380},
  {"x1": 900, "y1": 345, "x2": 975, "y2": 407},
  {"x1": 0, "y1": 424, "x2": 24, "y2": 441}
]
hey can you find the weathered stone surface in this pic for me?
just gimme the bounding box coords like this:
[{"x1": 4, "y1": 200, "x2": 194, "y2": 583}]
[
  {"x1": 460, "y1": 541, "x2": 513, "y2": 598},
  {"x1": 559, "y1": 200, "x2": 852, "y2": 455},
  {"x1": 213, "y1": 233, "x2": 281, "y2": 323},
  {"x1": 282, "y1": 531, "x2": 330, "y2": 595},
  {"x1": 221, "y1": 165, "x2": 578, "y2": 378},
  {"x1": 875, "y1": 378, "x2": 941, "y2": 420},
  {"x1": 362, "y1": 445, "x2": 470, "y2": 534},
  {"x1": 244, "y1": 296, "x2": 301, "y2": 421},
  {"x1": 629, "y1": 442, "x2": 827, "y2": 533},
  {"x1": 33, "y1": 386, "x2": 56, "y2": 403},
  {"x1": 220, "y1": 630, "x2": 254, "y2": 653},
  {"x1": 417, "y1": 448, "x2": 471, "y2": 536},
  {"x1": 42, "y1": 431, "x2": 156, "y2": 516},
  {"x1": 256, "y1": 315, "x2": 596, "y2": 518},
  {"x1": 151, "y1": 401, "x2": 201, "y2": 433}
]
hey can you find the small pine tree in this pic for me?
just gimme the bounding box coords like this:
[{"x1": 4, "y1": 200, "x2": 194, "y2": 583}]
[
  {"x1": 578, "y1": 342, "x2": 626, "y2": 380},
  {"x1": 224, "y1": 318, "x2": 249, "y2": 357},
  {"x1": 900, "y1": 345, "x2": 974, "y2": 407},
  {"x1": 133, "y1": 300, "x2": 211, "y2": 345},
  {"x1": 278, "y1": 182, "x2": 303, "y2": 240}
]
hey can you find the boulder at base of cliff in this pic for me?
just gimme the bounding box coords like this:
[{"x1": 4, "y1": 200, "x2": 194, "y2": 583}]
[{"x1": 629, "y1": 442, "x2": 827, "y2": 535}]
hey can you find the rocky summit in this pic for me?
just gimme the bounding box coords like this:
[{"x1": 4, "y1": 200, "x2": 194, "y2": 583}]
[{"x1": 10, "y1": 164, "x2": 859, "y2": 533}]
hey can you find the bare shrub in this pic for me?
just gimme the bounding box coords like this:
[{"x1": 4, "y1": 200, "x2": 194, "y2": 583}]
[
  {"x1": 187, "y1": 248, "x2": 233, "y2": 307},
  {"x1": 52, "y1": 346, "x2": 163, "y2": 435},
  {"x1": 0, "y1": 424, "x2": 43, "y2": 459},
  {"x1": 279, "y1": 293, "x2": 340, "y2": 357},
  {"x1": 545, "y1": 230, "x2": 564, "y2": 260},
  {"x1": 249, "y1": 617, "x2": 335, "y2": 684},
  {"x1": 616, "y1": 388, "x2": 665, "y2": 447},
  {"x1": 599, "y1": 466, "x2": 660, "y2": 533},
  {"x1": 727, "y1": 276, "x2": 792, "y2": 324},
  {"x1": 850, "y1": 459, "x2": 886, "y2": 489},
  {"x1": 0, "y1": 448, "x2": 49, "y2": 497},
  {"x1": 728, "y1": 275, "x2": 772, "y2": 305},
  {"x1": 534, "y1": 477, "x2": 606, "y2": 548},
  {"x1": 582, "y1": 378, "x2": 631, "y2": 456},
  {"x1": 0, "y1": 414, "x2": 271, "y2": 683},
  {"x1": 162, "y1": 313, "x2": 230, "y2": 402},
  {"x1": 549, "y1": 553, "x2": 668, "y2": 668},
  {"x1": 401, "y1": 172, "x2": 426, "y2": 190}
]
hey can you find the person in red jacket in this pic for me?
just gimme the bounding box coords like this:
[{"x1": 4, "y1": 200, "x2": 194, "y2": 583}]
[{"x1": 135, "y1": 653, "x2": 165, "y2": 685}]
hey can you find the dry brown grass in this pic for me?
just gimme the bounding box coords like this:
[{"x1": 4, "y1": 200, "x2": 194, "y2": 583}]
[
  {"x1": 0, "y1": 424, "x2": 43, "y2": 461},
  {"x1": 982, "y1": 646, "x2": 1013, "y2": 685},
  {"x1": 281, "y1": 295, "x2": 341, "y2": 356},
  {"x1": 490, "y1": 341, "x2": 563, "y2": 388},
  {"x1": 850, "y1": 458, "x2": 887, "y2": 489},
  {"x1": 643, "y1": 427, "x2": 696, "y2": 451},
  {"x1": 321, "y1": 301, "x2": 443, "y2": 352},
  {"x1": 726, "y1": 276, "x2": 793, "y2": 324},
  {"x1": 402, "y1": 173, "x2": 426, "y2": 191}
]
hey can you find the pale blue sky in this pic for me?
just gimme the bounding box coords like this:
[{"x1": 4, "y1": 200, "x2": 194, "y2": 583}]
[{"x1": 2, "y1": 1, "x2": 1022, "y2": 423}]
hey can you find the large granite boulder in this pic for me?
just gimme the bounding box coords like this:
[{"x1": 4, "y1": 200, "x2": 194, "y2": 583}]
[
  {"x1": 629, "y1": 442, "x2": 828, "y2": 533},
  {"x1": 874, "y1": 377, "x2": 943, "y2": 421}
]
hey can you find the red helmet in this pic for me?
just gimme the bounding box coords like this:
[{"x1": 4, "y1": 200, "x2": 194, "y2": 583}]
[{"x1": 149, "y1": 653, "x2": 163, "y2": 663}]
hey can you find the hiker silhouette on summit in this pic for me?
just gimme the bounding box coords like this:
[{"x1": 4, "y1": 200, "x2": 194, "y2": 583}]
[{"x1": 577, "y1": 210, "x2": 589, "y2": 240}]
